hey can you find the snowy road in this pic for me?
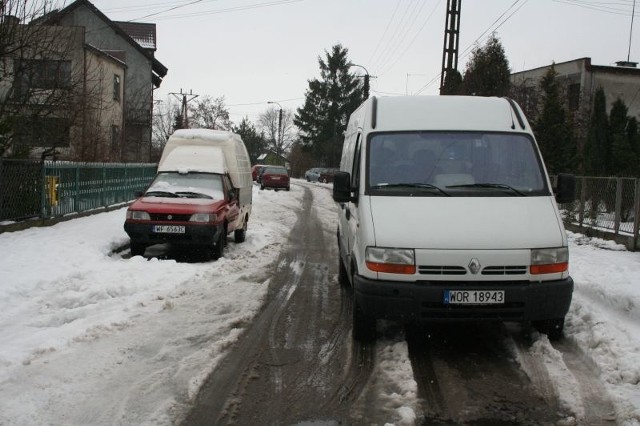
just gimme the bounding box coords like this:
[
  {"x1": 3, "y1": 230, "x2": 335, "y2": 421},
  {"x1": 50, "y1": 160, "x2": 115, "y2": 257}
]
[{"x1": 1, "y1": 180, "x2": 639, "y2": 425}]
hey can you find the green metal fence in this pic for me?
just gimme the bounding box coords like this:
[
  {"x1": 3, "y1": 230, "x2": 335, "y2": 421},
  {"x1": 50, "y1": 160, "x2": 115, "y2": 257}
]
[{"x1": 0, "y1": 159, "x2": 156, "y2": 222}]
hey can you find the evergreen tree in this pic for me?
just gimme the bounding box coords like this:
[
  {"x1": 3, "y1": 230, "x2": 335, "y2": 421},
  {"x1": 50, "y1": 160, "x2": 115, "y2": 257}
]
[
  {"x1": 233, "y1": 117, "x2": 265, "y2": 164},
  {"x1": 440, "y1": 69, "x2": 463, "y2": 95},
  {"x1": 609, "y1": 99, "x2": 639, "y2": 176},
  {"x1": 533, "y1": 65, "x2": 576, "y2": 174},
  {"x1": 585, "y1": 88, "x2": 609, "y2": 175},
  {"x1": 627, "y1": 117, "x2": 640, "y2": 176},
  {"x1": 294, "y1": 44, "x2": 364, "y2": 166},
  {"x1": 462, "y1": 33, "x2": 511, "y2": 97}
]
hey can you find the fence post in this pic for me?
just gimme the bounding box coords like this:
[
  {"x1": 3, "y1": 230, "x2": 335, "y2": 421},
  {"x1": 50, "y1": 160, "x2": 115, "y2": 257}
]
[
  {"x1": 634, "y1": 178, "x2": 640, "y2": 251},
  {"x1": 102, "y1": 165, "x2": 106, "y2": 208},
  {"x1": 614, "y1": 178, "x2": 623, "y2": 235},
  {"x1": 40, "y1": 160, "x2": 47, "y2": 219},
  {"x1": 578, "y1": 176, "x2": 586, "y2": 229}
]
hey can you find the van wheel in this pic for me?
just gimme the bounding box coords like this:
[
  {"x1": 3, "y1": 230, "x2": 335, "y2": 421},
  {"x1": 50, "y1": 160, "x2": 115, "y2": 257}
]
[
  {"x1": 130, "y1": 242, "x2": 145, "y2": 257},
  {"x1": 352, "y1": 296, "x2": 376, "y2": 342},
  {"x1": 213, "y1": 226, "x2": 226, "y2": 260},
  {"x1": 234, "y1": 219, "x2": 247, "y2": 243},
  {"x1": 533, "y1": 318, "x2": 565, "y2": 341},
  {"x1": 260, "y1": 184, "x2": 265, "y2": 190}
]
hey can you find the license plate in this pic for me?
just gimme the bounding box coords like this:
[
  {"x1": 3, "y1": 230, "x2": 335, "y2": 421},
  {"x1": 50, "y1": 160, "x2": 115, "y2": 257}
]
[
  {"x1": 444, "y1": 290, "x2": 505, "y2": 305},
  {"x1": 152, "y1": 225, "x2": 185, "y2": 234}
]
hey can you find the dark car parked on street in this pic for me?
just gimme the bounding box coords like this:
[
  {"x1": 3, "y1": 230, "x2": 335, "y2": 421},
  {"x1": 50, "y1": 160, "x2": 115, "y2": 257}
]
[
  {"x1": 318, "y1": 168, "x2": 339, "y2": 183},
  {"x1": 260, "y1": 166, "x2": 290, "y2": 191}
]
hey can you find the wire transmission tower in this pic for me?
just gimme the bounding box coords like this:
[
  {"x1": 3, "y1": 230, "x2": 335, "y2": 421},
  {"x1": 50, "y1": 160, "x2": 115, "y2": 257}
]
[
  {"x1": 440, "y1": 0, "x2": 461, "y2": 94},
  {"x1": 170, "y1": 89, "x2": 199, "y2": 128}
]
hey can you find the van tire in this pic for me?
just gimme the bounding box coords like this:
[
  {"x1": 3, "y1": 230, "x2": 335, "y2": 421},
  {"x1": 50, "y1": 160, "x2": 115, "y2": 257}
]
[
  {"x1": 213, "y1": 226, "x2": 226, "y2": 260},
  {"x1": 130, "y1": 242, "x2": 145, "y2": 257},
  {"x1": 234, "y1": 219, "x2": 247, "y2": 243},
  {"x1": 533, "y1": 318, "x2": 565, "y2": 341},
  {"x1": 352, "y1": 296, "x2": 376, "y2": 342}
]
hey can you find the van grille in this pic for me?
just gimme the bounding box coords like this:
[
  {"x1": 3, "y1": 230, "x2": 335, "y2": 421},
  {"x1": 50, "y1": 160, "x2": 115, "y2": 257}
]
[
  {"x1": 419, "y1": 266, "x2": 467, "y2": 275},
  {"x1": 482, "y1": 266, "x2": 527, "y2": 275},
  {"x1": 149, "y1": 213, "x2": 191, "y2": 222}
]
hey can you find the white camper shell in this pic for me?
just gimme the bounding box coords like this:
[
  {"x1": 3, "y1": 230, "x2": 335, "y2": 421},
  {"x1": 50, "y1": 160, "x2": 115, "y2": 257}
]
[
  {"x1": 333, "y1": 96, "x2": 576, "y2": 341},
  {"x1": 159, "y1": 129, "x2": 252, "y2": 208}
]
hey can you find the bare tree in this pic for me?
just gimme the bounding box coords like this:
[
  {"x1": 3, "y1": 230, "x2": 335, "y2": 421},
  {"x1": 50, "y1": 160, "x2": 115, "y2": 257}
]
[
  {"x1": 189, "y1": 95, "x2": 231, "y2": 130},
  {"x1": 151, "y1": 95, "x2": 179, "y2": 161},
  {"x1": 258, "y1": 106, "x2": 295, "y2": 160}
]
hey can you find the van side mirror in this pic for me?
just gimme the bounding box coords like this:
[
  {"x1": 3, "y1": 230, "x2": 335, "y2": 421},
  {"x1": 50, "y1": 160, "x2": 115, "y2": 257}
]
[
  {"x1": 333, "y1": 171, "x2": 357, "y2": 203},
  {"x1": 555, "y1": 173, "x2": 576, "y2": 204},
  {"x1": 134, "y1": 190, "x2": 144, "y2": 198}
]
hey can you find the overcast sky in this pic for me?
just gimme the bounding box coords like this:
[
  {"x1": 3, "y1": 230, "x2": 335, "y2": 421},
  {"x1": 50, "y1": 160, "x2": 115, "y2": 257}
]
[{"x1": 76, "y1": 0, "x2": 640, "y2": 124}]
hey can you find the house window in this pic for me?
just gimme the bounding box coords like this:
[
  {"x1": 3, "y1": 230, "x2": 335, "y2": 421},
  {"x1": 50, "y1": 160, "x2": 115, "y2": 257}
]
[
  {"x1": 113, "y1": 74, "x2": 121, "y2": 101},
  {"x1": 19, "y1": 59, "x2": 72, "y2": 89}
]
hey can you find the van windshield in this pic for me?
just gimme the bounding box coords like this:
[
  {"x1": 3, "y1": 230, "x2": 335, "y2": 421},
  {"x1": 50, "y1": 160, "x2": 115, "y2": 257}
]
[
  {"x1": 146, "y1": 172, "x2": 224, "y2": 200},
  {"x1": 367, "y1": 132, "x2": 549, "y2": 196}
]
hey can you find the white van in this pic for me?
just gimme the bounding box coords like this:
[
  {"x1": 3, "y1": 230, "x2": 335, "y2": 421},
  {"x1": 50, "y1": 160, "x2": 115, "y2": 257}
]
[{"x1": 333, "y1": 96, "x2": 576, "y2": 341}]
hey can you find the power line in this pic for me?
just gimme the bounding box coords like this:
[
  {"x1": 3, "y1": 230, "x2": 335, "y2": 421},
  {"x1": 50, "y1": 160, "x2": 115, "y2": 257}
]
[
  {"x1": 370, "y1": 0, "x2": 424, "y2": 72},
  {"x1": 414, "y1": 0, "x2": 529, "y2": 95},
  {"x1": 377, "y1": 0, "x2": 442, "y2": 77}
]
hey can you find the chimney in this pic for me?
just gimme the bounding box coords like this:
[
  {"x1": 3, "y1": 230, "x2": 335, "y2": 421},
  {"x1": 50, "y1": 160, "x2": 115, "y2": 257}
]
[{"x1": 616, "y1": 60, "x2": 638, "y2": 68}]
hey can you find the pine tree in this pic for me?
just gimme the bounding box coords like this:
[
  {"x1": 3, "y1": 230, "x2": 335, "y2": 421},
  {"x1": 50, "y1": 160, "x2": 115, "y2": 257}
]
[
  {"x1": 233, "y1": 117, "x2": 265, "y2": 164},
  {"x1": 533, "y1": 65, "x2": 576, "y2": 174},
  {"x1": 585, "y1": 88, "x2": 609, "y2": 176},
  {"x1": 294, "y1": 44, "x2": 364, "y2": 166},
  {"x1": 627, "y1": 117, "x2": 640, "y2": 176},
  {"x1": 462, "y1": 34, "x2": 511, "y2": 97},
  {"x1": 441, "y1": 69, "x2": 463, "y2": 95}
]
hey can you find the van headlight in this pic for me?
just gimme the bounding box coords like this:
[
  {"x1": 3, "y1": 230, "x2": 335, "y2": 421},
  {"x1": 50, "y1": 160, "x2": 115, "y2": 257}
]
[
  {"x1": 365, "y1": 247, "x2": 416, "y2": 274},
  {"x1": 190, "y1": 213, "x2": 216, "y2": 223},
  {"x1": 127, "y1": 210, "x2": 150, "y2": 220},
  {"x1": 530, "y1": 247, "x2": 569, "y2": 274}
]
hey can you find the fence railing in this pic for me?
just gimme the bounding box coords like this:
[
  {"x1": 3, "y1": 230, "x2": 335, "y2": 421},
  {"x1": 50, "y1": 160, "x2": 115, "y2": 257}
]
[
  {"x1": 0, "y1": 159, "x2": 156, "y2": 223},
  {"x1": 558, "y1": 176, "x2": 640, "y2": 250}
]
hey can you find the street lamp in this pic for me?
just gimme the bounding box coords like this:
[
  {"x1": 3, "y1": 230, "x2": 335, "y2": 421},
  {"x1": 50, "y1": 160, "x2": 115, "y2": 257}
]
[
  {"x1": 267, "y1": 101, "x2": 283, "y2": 160},
  {"x1": 348, "y1": 63, "x2": 370, "y2": 99}
]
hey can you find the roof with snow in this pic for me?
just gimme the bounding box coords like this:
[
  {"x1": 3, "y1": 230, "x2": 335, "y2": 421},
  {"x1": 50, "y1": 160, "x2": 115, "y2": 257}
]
[{"x1": 114, "y1": 22, "x2": 156, "y2": 51}]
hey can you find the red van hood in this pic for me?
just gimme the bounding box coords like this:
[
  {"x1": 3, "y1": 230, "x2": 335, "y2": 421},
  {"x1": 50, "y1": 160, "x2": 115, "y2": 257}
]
[{"x1": 129, "y1": 196, "x2": 227, "y2": 214}]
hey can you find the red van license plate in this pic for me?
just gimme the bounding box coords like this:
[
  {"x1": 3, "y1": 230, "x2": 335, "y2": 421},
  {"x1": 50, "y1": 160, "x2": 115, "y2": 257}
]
[
  {"x1": 444, "y1": 290, "x2": 504, "y2": 305},
  {"x1": 153, "y1": 225, "x2": 185, "y2": 234}
]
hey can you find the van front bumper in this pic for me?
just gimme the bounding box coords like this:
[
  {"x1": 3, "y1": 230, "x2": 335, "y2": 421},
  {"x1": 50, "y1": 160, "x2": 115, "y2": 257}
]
[
  {"x1": 124, "y1": 222, "x2": 222, "y2": 246},
  {"x1": 353, "y1": 275, "x2": 573, "y2": 323}
]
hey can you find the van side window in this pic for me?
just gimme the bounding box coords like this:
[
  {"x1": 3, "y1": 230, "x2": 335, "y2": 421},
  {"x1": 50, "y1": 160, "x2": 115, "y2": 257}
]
[{"x1": 351, "y1": 133, "x2": 361, "y2": 188}]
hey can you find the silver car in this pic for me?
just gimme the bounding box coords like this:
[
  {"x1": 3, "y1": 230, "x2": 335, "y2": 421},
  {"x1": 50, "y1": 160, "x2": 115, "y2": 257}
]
[{"x1": 304, "y1": 167, "x2": 325, "y2": 182}]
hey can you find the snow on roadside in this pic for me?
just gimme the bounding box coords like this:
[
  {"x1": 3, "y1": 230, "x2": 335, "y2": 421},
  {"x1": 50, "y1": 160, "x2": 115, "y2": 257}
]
[
  {"x1": 537, "y1": 232, "x2": 640, "y2": 426},
  {"x1": 0, "y1": 183, "x2": 304, "y2": 425}
]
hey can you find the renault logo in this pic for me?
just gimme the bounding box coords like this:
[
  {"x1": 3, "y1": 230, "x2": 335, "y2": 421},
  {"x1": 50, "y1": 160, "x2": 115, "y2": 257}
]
[{"x1": 468, "y1": 258, "x2": 481, "y2": 274}]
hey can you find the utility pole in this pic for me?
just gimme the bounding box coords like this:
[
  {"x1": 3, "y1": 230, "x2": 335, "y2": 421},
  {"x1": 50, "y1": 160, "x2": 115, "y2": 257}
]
[
  {"x1": 440, "y1": 0, "x2": 461, "y2": 94},
  {"x1": 349, "y1": 63, "x2": 372, "y2": 99},
  {"x1": 169, "y1": 89, "x2": 198, "y2": 129}
]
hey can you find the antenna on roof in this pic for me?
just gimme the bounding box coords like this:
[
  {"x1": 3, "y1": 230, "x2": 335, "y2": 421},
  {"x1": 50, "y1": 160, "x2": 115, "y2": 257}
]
[{"x1": 629, "y1": 0, "x2": 637, "y2": 62}]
